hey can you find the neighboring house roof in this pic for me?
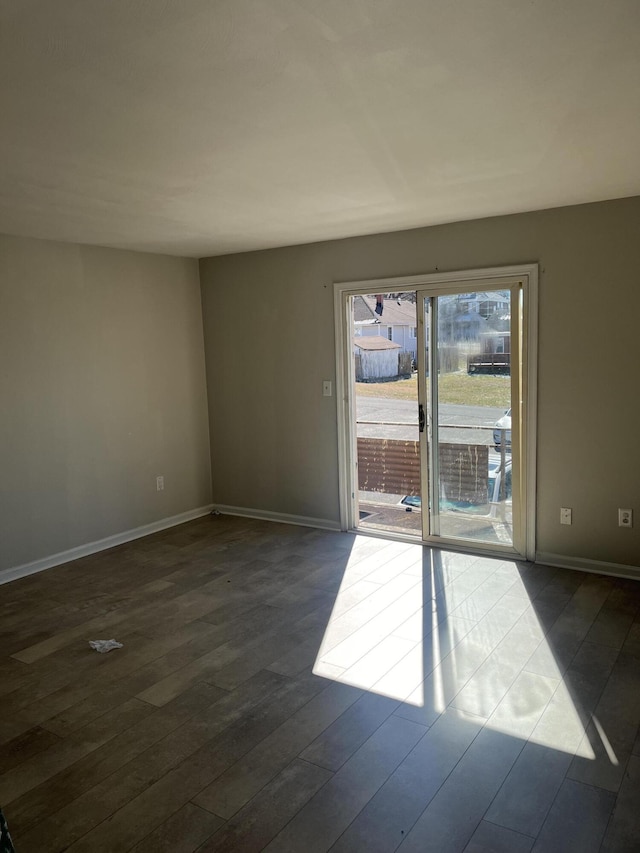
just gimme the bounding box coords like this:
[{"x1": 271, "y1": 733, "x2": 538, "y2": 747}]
[
  {"x1": 354, "y1": 337, "x2": 401, "y2": 351},
  {"x1": 440, "y1": 291, "x2": 509, "y2": 306},
  {"x1": 353, "y1": 295, "x2": 417, "y2": 326},
  {"x1": 353, "y1": 296, "x2": 377, "y2": 322},
  {"x1": 466, "y1": 291, "x2": 509, "y2": 303}
]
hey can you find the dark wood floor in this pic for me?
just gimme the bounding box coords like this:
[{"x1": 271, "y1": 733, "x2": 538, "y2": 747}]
[{"x1": 1, "y1": 514, "x2": 639, "y2": 852}]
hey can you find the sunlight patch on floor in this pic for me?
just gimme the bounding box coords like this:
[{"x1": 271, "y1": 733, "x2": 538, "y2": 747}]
[{"x1": 313, "y1": 540, "x2": 602, "y2": 761}]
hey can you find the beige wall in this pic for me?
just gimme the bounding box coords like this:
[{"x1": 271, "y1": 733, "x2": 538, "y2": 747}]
[
  {"x1": 0, "y1": 235, "x2": 212, "y2": 573},
  {"x1": 200, "y1": 196, "x2": 640, "y2": 569}
]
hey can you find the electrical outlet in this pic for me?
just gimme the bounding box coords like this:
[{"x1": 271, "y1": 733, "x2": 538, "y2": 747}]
[
  {"x1": 560, "y1": 507, "x2": 572, "y2": 525},
  {"x1": 156, "y1": 475, "x2": 164, "y2": 492},
  {"x1": 618, "y1": 508, "x2": 633, "y2": 528}
]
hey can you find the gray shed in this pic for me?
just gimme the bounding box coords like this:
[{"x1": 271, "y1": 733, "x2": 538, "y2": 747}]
[{"x1": 354, "y1": 336, "x2": 401, "y2": 380}]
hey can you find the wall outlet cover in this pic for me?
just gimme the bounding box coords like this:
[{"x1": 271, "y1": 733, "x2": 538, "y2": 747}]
[{"x1": 618, "y1": 508, "x2": 633, "y2": 527}]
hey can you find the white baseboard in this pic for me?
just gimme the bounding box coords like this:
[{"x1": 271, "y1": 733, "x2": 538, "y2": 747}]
[
  {"x1": 536, "y1": 551, "x2": 640, "y2": 581},
  {"x1": 0, "y1": 505, "x2": 214, "y2": 587},
  {"x1": 4, "y1": 510, "x2": 635, "y2": 588},
  {"x1": 211, "y1": 503, "x2": 341, "y2": 532}
]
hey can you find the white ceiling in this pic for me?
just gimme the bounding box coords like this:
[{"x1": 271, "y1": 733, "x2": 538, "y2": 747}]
[{"x1": 1, "y1": 0, "x2": 639, "y2": 258}]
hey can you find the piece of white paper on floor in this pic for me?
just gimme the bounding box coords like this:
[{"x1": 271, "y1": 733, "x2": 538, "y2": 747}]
[{"x1": 89, "y1": 639, "x2": 123, "y2": 653}]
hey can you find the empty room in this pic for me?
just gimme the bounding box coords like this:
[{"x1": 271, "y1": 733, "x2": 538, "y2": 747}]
[{"x1": 1, "y1": 2, "x2": 639, "y2": 852}]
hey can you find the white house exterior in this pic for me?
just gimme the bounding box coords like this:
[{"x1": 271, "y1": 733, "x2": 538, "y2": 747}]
[
  {"x1": 353, "y1": 295, "x2": 418, "y2": 358},
  {"x1": 438, "y1": 291, "x2": 511, "y2": 344}
]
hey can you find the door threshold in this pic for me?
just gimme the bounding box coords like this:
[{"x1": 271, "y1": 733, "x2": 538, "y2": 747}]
[{"x1": 349, "y1": 525, "x2": 525, "y2": 561}]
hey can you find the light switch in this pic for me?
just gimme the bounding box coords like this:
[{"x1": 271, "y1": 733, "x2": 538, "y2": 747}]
[{"x1": 322, "y1": 380, "x2": 332, "y2": 397}]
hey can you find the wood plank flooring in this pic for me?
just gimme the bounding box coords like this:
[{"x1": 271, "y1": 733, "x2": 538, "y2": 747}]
[{"x1": 1, "y1": 514, "x2": 639, "y2": 852}]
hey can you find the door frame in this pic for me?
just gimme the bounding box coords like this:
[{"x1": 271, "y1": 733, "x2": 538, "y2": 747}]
[{"x1": 333, "y1": 264, "x2": 538, "y2": 561}]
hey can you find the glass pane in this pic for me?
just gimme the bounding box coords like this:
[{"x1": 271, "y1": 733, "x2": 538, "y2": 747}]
[
  {"x1": 352, "y1": 292, "x2": 420, "y2": 536},
  {"x1": 435, "y1": 290, "x2": 513, "y2": 546}
]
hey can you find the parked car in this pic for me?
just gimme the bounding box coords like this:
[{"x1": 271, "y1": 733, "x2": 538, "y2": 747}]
[
  {"x1": 400, "y1": 456, "x2": 512, "y2": 518},
  {"x1": 493, "y1": 408, "x2": 512, "y2": 451}
]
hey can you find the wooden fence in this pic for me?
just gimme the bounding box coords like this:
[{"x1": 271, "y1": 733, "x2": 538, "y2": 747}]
[
  {"x1": 357, "y1": 437, "x2": 489, "y2": 503},
  {"x1": 437, "y1": 346, "x2": 459, "y2": 374},
  {"x1": 398, "y1": 351, "x2": 413, "y2": 377},
  {"x1": 357, "y1": 437, "x2": 421, "y2": 495}
]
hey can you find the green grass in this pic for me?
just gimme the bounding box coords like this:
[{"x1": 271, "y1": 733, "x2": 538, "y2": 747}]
[{"x1": 355, "y1": 371, "x2": 511, "y2": 408}]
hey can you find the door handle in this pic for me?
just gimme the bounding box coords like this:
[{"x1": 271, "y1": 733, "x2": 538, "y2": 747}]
[{"x1": 419, "y1": 403, "x2": 425, "y2": 433}]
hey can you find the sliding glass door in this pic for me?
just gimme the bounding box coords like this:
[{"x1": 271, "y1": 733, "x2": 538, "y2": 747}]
[
  {"x1": 353, "y1": 291, "x2": 421, "y2": 537},
  {"x1": 340, "y1": 267, "x2": 534, "y2": 559},
  {"x1": 421, "y1": 287, "x2": 517, "y2": 549}
]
